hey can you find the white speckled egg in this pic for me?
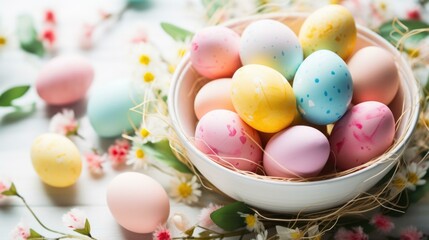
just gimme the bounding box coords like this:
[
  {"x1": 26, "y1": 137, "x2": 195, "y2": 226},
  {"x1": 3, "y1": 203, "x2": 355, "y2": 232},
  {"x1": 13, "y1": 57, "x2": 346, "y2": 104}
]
[
  {"x1": 240, "y1": 19, "x2": 303, "y2": 80},
  {"x1": 293, "y1": 50, "x2": 353, "y2": 125}
]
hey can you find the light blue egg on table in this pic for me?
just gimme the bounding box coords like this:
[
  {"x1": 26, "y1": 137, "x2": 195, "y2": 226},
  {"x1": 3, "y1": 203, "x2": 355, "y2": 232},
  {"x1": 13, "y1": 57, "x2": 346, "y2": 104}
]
[
  {"x1": 87, "y1": 80, "x2": 141, "y2": 138},
  {"x1": 293, "y1": 50, "x2": 353, "y2": 125}
]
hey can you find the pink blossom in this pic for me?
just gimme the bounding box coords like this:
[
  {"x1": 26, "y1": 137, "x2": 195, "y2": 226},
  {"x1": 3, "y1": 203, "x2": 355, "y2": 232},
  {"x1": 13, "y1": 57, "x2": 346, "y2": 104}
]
[
  {"x1": 334, "y1": 227, "x2": 368, "y2": 240},
  {"x1": 0, "y1": 179, "x2": 11, "y2": 199},
  {"x1": 49, "y1": 109, "x2": 79, "y2": 136},
  {"x1": 370, "y1": 214, "x2": 395, "y2": 233},
  {"x1": 44, "y1": 9, "x2": 56, "y2": 24},
  {"x1": 406, "y1": 9, "x2": 421, "y2": 20},
  {"x1": 400, "y1": 226, "x2": 423, "y2": 240},
  {"x1": 62, "y1": 208, "x2": 86, "y2": 230},
  {"x1": 85, "y1": 152, "x2": 106, "y2": 175},
  {"x1": 11, "y1": 222, "x2": 30, "y2": 240},
  {"x1": 131, "y1": 27, "x2": 149, "y2": 44},
  {"x1": 108, "y1": 139, "x2": 130, "y2": 167},
  {"x1": 41, "y1": 27, "x2": 56, "y2": 46},
  {"x1": 98, "y1": 9, "x2": 112, "y2": 20},
  {"x1": 198, "y1": 203, "x2": 222, "y2": 229},
  {"x1": 153, "y1": 225, "x2": 171, "y2": 240}
]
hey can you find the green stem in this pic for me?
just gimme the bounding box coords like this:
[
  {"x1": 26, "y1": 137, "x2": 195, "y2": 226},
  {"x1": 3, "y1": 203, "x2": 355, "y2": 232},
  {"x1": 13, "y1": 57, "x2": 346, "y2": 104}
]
[{"x1": 172, "y1": 229, "x2": 248, "y2": 240}]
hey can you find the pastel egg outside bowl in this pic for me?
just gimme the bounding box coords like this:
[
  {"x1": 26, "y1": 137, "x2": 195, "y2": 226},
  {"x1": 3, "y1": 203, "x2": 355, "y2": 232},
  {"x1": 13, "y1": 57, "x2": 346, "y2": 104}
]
[{"x1": 168, "y1": 13, "x2": 420, "y2": 213}]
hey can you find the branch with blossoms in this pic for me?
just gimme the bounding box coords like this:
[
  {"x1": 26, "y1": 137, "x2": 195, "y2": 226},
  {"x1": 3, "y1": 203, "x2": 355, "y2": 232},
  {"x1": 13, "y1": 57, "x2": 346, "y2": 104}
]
[{"x1": 1, "y1": 180, "x2": 96, "y2": 240}]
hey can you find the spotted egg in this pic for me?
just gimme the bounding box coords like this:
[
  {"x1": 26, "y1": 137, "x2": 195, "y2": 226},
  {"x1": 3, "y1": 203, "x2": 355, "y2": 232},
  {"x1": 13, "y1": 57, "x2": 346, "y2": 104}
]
[
  {"x1": 240, "y1": 19, "x2": 303, "y2": 80},
  {"x1": 194, "y1": 109, "x2": 262, "y2": 172},
  {"x1": 293, "y1": 50, "x2": 353, "y2": 125}
]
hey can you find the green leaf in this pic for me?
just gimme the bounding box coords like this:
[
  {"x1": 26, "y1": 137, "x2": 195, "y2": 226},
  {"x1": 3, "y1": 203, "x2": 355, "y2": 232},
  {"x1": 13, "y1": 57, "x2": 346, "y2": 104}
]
[
  {"x1": 142, "y1": 140, "x2": 192, "y2": 173},
  {"x1": 17, "y1": 15, "x2": 45, "y2": 57},
  {"x1": 28, "y1": 229, "x2": 43, "y2": 239},
  {"x1": 378, "y1": 19, "x2": 429, "y2": 48},
  {"x1": 1, "y1": 183, "x2": 18, "y2": 196},
  {"x1": 210, "y1": 201, "x2": 252, "y2": 231},
  {"x1": 0, "y1": 85, "x2": 30, "y2": 107},
  {"x1": 201, "y1": 0, "x2": 226, "y2": 19},
  {"x1": 74, "y1": 219, "x2": 91, "y2": 236},
  {"x1": 160, "y1": 22, "x2": 193, "y2": 42}
]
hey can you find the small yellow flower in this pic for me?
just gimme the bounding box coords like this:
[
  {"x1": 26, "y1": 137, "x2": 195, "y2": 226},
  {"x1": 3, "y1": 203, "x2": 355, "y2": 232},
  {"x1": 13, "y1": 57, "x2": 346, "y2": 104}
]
[
  {"x1": 0, "y1": 36, "x2": 6, "y2": 46},
  {"x1": 178, "y1": 182, "x2": 193, "y2": 198},
  {"x1": 170, "y1": 176, "x2": 202, "y2": 204},
  {"x1": 168, "y1": 64, "x2": 176, "y2": 74},
  {"x1": 239, "y1": 213, "x2": 264, "y2": 233},
  {"x1": 407, "y1": 48, "x2": 420, "y2": 58},
  {"x1": 245, "y1": 214, "x2": 257, "y2": 229},
  {"x1": 135, "y1": 148, "x2": 145, "y2": 158},
  {"x1": 140, "y1": 128, "x2": 150, "y2": 138},
  {"x1": 177, "y1": 48, "x2": 187, "y2": 58},
  {"x1": 139, "y1": 54, "x2": 151, "y2": 65},
  {"x1": 127, "y1": 145, "x2": 150, "y2": 170},
  {"x1": 379, "y1": 2, "x2": 387, "y2": 11},
  {"x1": 143, "y1": 72, "x2": 155, "y2": 83}
]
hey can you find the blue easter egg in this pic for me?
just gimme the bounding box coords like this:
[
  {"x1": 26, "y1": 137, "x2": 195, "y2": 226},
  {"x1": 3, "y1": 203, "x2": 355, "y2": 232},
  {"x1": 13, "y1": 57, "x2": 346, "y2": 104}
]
[
  {"x1": 293, "y1": 50, "x2": 353, "y2": 125},
  {"x1": 87, "y1": 80, "x2": 141, "y2": 138}
]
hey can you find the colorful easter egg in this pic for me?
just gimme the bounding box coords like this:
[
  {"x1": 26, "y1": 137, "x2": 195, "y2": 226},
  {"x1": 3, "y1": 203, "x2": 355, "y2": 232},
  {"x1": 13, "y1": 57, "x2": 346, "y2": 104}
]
[
  {"x1": 293, "y1": 50, "x2": 353, "y2": 125},
  {"x1": 190, "y1": 26, "x2": 241, "y2": 79},
  {"x1": 329, "y1": 101, "x2": 396, "y2": 170},
  {"x1": 106, "y1": 172, "x2": 170, "y2": 233},
  {"x1": 264, "y1": 125, "x2": 330, "y2": 178},
  {"x1": 87, "y1": 80, "x2": 141, "y2": 138},
  {"x1": 31, "y1": 133, "x2": 82, "y2": 187},
  {"x1": 194, "y1": 78, "x2": 235, "y2": 119},
  {"x1": 299, "y1": 5, "x2": 357, "y2": 60},
  {"x1": 195, "y1": 109, "x2": 262, "y2": 172},
  {"x1": 36, "y1": 56, "x2": 94, "y2": 105},
  {"x1": 231, "y1": 64, "x2": 296, "y2": 133},
  {"x1": 348, "y1": 46, "x2": 399, "y2": 105},
  {"x1": 240, "y1": 19, "x2": 303, "y2": 80}
]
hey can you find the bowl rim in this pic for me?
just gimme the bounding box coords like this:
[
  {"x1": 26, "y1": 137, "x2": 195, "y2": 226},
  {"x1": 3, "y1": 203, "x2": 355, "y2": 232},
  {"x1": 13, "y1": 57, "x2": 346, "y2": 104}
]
[{"x1": 168, "y1": 12, "x2": 421, "y2": 187}]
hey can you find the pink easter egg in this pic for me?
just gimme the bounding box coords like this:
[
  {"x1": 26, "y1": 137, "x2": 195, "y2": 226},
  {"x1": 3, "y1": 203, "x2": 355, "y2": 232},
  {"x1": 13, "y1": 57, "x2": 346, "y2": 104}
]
[
  {"x1": 106, "y1": 172, "x2": 170, "y2": 233},
  {"x1": 190, "y1": 26, "x2": 242, "y2": 79},
  {"x1": 329, "y1": 101, "x2": 395, "y2": 170},
  {"x1": 195, "y1": 109, "x2": 262, "y2": 172},
  {"x1": 263, "y1": 125, "x2": 330, "y2": 178},
  {"x1": 36, "y1": 56, "x2": 94, "y2": 105}
]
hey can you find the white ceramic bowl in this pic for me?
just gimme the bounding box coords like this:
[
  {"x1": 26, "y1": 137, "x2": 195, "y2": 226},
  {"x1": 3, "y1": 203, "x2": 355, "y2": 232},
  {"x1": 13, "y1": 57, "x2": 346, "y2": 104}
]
[{"x1": 168, "y1": 13, "x2": 420, "y2": 213}]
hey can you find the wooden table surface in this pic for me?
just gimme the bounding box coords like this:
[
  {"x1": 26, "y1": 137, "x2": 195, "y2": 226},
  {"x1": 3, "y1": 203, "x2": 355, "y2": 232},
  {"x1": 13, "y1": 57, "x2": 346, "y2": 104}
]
[{"x1": 1, "y1": 0, "x2": 429, "y2": 239}]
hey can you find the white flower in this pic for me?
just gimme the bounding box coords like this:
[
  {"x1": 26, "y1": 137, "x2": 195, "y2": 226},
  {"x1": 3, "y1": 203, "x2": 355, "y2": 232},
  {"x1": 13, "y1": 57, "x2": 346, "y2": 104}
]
[
  {"x1": 134, "y1": 115, "x2": 168, "y2": 144},
  {"x1": 49, "y1": 109, "x2": 79, "y2": 136},
  {"x1": 170, "y1": 176, "x2": 202, "y2": 204},
  {"x1": 252, "y1": 230, "x2": 268, "y2": 240},
  {"x1": 239, "y1": 212, "x2": 264, "y2": 233},
  {"x1": 171, "y1": 213, "x2": 190, "y2": 232},
  {"x1": 10, "y1": 222, "x2": 30, "y2": 240},
  {"x1": 404, "y1": 162, "x2": 427, "y2": 190},
  {"x1": 127, "y1": 144, "x2": 151, "y2": 170},
  {"x1": 276, "y1": 226, "x2": 303, "y2": 240},
  {"x1": 308, "y1": 225, "x2": 321, "y2": 240},
  {"x1": 62, "y1": 208, "x2": 87, "y2": 230},
  {"x1": 198, "y1": 203, "x2": 223, "y2": 230}
]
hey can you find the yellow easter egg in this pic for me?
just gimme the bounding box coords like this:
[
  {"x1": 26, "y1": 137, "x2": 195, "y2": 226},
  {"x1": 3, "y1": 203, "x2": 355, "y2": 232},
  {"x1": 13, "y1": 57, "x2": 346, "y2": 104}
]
[
  {"x1": 299, "y1": 5, "x2": 357, "y2": 60},
  {"x1": 231, "y1": 64, "x2": 296, "y2": 133},
  {"x1": 31, "y1": 133, "x2": 82, "y2": 187}
]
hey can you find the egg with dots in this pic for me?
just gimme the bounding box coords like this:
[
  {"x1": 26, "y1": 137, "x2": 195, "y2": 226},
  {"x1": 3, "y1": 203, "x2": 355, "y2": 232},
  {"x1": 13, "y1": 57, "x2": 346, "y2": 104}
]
[
  {"x1": 194, "y1": 78, "x2": 235, "y2": 119},
  {"x1": 194, "y1": 109, "x2": 262, "y2": 172},
  {"x1": 264, "y1": 125, "x2": 330, "y2": 178},
  {"x1": 239, "y1": 19, "x2": 303, "y2": 80},
  {"x1": 329, "y1": 101, "x2": 396, "y2": 171},
  {"x1": 299, "y1": 5, "x2": 357, "y2": 60},
  {"x1": 231, "y1": 64, "x2": 296, "y2": 133},
  {"x1": 348, "y1": 46, "x2": 400, "y2": 105},
  {"x1": 106, "y1": 172, "x2": 169, "y2": 233},
  {"x1": 293, "y1": 50, "x2": 353, "y2": 125},
  {"x1": 36, "y1": 56, "x2": 94, "y2": 105},
  {"x1": 31, "y1": 133, "x2": 82, "y2": 188},
  {"x1": 190, "y1": 26, "x2": 241, "y2": 79}
]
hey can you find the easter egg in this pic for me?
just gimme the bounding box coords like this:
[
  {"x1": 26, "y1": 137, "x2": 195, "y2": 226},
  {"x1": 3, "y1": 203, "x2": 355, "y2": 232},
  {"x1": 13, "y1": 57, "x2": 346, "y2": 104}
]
[
  {"x1": 293, "y1": 50, "x2": 353, "y2": 125},
  {"x1": 190, "y1": 26, "x2": 241, "y2": 79},
  {"x1": 194, "y1": 78, "x2": 235, "y2": 119},
  {"x1": 195, "y1": 110, "x2": 262, "y2": 172},
  {"x1": 329, "y1": 101, "x2": 395, "y2": 170},
  {"x1": 36, "y1": 56, "x2": 94, "y2": 105},
  {"x1": 231, "y1": 64, "x2": 296, "y2": 133},
  {"x1": 264, "y1": 125, "x2": 330, "y2": 178},
  {"x1": 87, "y1": 80, "x2": 141, "y2": 138},
  {"x1": 240, "y1": 19, "x2": 303, "y2": 80},
  {"x1": 348, "y1": 46, "x2": 399, "y2": 105},
  {"x1": 31, "y1": 133, "x2": 82, "y2": 187},
  {"x1": 106, "y1": 172, "x2": 170, "y2": 233},
  {"x1": 299, "y1": 5, "x2": 357, "y2": 60}
]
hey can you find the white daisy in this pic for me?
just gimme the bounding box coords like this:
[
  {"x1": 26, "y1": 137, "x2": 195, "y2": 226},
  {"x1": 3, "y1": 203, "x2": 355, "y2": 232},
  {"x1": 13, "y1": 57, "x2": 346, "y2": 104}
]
[
  {"x1": 127, "y1": 144, "x2": 150, "y2": 170},
  {"x1": 134, "y1": 115, "x2": 168, "y2": 144},
  {"x1": 170, "y1": 176, "x2": 202, "y2": 204},
  {"x1": 239, "y1": 212, "x2": 264, "y2": 233},
  {"x1": 252, "y1": 230, "x2": 268, "y2": 240},
  {"x1": 276, "y1": 226, "x2": 303, "y2": 240},
  {"x1": 404, "y1": 162, "x2": 427, "y2": 190},
  {"x1": 49, "y1": 109, "x2": 79, "y2": 136},
  {"x1": 62, "y1": 208, "x2": 87, "y2": 230}
]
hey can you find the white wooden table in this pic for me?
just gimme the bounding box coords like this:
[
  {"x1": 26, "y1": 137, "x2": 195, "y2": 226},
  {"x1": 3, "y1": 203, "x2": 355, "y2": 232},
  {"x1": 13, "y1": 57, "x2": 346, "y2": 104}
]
[{"x1": 1, "y1": 0, "x2": 428, "y2": 239}]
